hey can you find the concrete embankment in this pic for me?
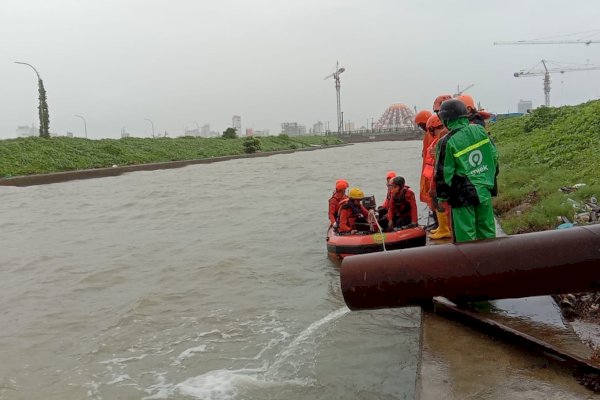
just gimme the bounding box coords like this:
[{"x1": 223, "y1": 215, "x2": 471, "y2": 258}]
[{"x1": 0, "y1": 145, "x2": 342, "y2": 187}]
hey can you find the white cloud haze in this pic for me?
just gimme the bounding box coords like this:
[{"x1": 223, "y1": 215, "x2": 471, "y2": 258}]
[{"x1": 2, "y1": 0, "x2": 600, "y2": 138}]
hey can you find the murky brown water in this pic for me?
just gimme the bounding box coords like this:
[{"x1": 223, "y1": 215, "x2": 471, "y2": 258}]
[
  {"x1": 1, "y1": 140, "x2": 596, "y2": 399},
  {"x1": 0, "y1": 142, "x2": 426, "y2": 400}
]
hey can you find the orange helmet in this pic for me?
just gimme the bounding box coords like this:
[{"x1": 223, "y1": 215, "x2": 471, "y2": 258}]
[
  {"x1": 386, "y1": 171, "x2": 397, "y2": 180},
  {"x1": 457, "y1": 94, "x2": 476, "y2": 110},
  {"x1": 425, "y1": 114, "x2": 443, "y2": 131},
  {"x1": 433, "y1": 94, "x2": 452, "y2": 112},
  {"x1": 414, "y1": 110, "x2": 432, "y2": 129},
  {"x1": 335, "y1": 179, "x2": 349, "y2": 191}
]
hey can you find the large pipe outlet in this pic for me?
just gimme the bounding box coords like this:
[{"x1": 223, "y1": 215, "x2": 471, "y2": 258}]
[{"x1": 341, "y1": 224, "x2": 600, "y2": 310}]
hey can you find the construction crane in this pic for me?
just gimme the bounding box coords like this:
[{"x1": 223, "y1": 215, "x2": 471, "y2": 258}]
[
  {"x1": 513, "y1": 59, "x2": 600, "y2": 107},
  {"x1": 455, "y1": 83, "x2": 474, "y2": 96},
  {"x1": 495, "y1": 39, "x2": 600, "y2": 46},
  {"x1": 324, "y1": 61, "x2": 345, "y2": 133},
  {"x1": 495, "y1": 30, "x2": 600, "y2": 46}
]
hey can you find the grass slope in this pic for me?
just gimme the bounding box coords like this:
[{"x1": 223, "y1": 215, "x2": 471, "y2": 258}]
[
  {"x1": 0, "y1": 135, "x2": 342, "y2": 178},
  {"x1": 490, "y1": 100, "x2": 600, "y2": 233}
]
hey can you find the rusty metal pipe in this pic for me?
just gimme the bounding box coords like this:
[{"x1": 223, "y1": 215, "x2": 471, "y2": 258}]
[{"x1": 341, "y1": 224, "x2": 600, "y2": 310}]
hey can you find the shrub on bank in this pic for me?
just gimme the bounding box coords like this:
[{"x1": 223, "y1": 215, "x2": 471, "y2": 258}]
[{"x1": 490, "y1": 100, "x2": 600, "y2": 233}]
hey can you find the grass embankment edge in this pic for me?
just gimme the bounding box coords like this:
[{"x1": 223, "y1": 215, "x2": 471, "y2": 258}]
[
  {"x1": 0, "y1": 135, "x2": 344, "y2": 180},
  {"x1": 490, "y1": 101, "x2": 600, "y2": 234}
]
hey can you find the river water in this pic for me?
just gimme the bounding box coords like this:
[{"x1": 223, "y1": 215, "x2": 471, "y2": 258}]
[{"x1": 0, "y1": 141, "x2": 427, "y2": 400}]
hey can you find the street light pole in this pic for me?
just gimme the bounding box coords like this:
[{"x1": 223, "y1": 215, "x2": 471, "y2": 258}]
[
  {"x1": 144, "y1": 118, "x2": 155, "y2": 137},
  {"x1": 15, "y1": 61, "x2": 50, "y2": 138},
  {"x1": 74, "y1": 114, "x2": 87, "y2": 138}
]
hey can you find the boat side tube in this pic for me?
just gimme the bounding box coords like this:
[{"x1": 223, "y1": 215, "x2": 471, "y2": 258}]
[{"x1": 341, "y1": 224, "x2": 600, "y2": 310}]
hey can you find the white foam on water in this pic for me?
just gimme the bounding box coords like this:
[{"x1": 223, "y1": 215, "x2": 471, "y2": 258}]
[
  {"x1": 100, "y1": 354, "x2": 147, "y2": 365},
  {"x1": 173, "y1": 344, "x2": 207, "y2": 365},
  {"x1": 106, "y1": 374, "x2": 131, "y2": 385},
  {"x1": 265, "y1": 307, "x2": 349, "y2": 379},
  {"x1": 142, "y1": 308, "x2": 349, "y2": 399}
]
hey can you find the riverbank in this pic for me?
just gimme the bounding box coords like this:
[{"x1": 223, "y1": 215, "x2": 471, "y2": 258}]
[
  {"x1": 0, "y1": 144, "x2": 344, "y2": 187},
  {"x1": 490, "y1": 100, "x2": 600, "y2": 234},
  {"x1": 0, "y1": 135, "x2": 343, "y2": 185},
  {"x1": 490, "y1": 100, "x2": 600, "y2": 371}
]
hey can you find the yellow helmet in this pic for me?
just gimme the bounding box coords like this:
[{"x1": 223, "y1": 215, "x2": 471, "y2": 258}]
[{"x1": 349, "y1": 187, "x2": 364, "y2": 200}]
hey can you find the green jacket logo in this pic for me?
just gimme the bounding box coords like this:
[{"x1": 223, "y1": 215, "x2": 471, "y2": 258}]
[{"x1": 468, "y1": 150, "x2": 483, "y2": 167}]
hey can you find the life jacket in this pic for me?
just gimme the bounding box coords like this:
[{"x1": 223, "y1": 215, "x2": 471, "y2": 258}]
[
  {"x1": 391, "y1": 188, "x2": 411, "y2": 217},
  {"x1": 422, "y1": 137, "x2": 440, "y2": 180},
  {"x1": 329, "y1": 191, "x2": 347, "y2": 224},
  {"x1": 336, "y1": 198, "x2": 367, "y2": 232}
]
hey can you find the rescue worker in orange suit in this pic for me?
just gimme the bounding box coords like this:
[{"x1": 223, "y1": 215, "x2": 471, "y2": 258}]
[
  {"x1": 424, "y1": 114, "x2": 453, "y2": 240},
  {"x1": 337, "y1": 187, "x2": 372, "y2": 234},
  {"x1": 328, "y1": 179, "x2": 349, "y2": 227},
  {"x1": 377, "y1": 171, "x2": 397, "y2": 229},
  {"x1": 386, "y1": 176, "x2": 418, "y2": 230},
  {"x1": 435, "y1": 99, "x2": 499, "y2": 242},
  {"x1": 456, "y1": 94, "x2": 492, "y2": 128},
  {"x1": 415, "y1": 110, "x2": 433, "y2": 206},
  {"x1": 380, "y1": 171, "x2": 397, "y2": 211}
]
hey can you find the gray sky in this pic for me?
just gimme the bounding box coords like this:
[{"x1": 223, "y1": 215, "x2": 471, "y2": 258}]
[{"x1": 2, "y1": 0, "x2": 600, "y2": 139}]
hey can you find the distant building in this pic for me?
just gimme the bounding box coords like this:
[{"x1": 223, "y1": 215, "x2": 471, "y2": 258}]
[
  {"x1": 280, "y1": 122, "x2": 306, "y2": 136},
  {"x1": 344, "y1": 121, "x2": 355, "y2": 132},
  {"x1": 312, "y1": 121, "x2": 325, "y2": 135},
  {"x1": 121, "y1": 127, "x2": 130, "y2": 138},
  {"x1": 518, "y1": 99, "x2": 533, "y2": 114},
  {"x1": 374, "y1": 103, "x2": 415, "y2": 129},
  {"x1": 184, "y1": 128, "x2": 200, "y2": 137},
  {"x1": 232, "y1": 115, "x2": 242, "y2": 137},
  {"x1": 66, "y1": 131, "x2": 74, "y2": 138},
  {"x1": 200, "y1": 124, "x2": 210, "y2": 137},
  {"x1": 16, "y1": 124, "x2": 36, "y2": 137},
  {"x1": 246, "y1": 128, "x2": 254, "y2": 137}
]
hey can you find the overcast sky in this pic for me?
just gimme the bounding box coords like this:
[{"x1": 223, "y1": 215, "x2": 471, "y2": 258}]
[{"x1": 2, "y1": 0, "x2": 600, "y2": 139}]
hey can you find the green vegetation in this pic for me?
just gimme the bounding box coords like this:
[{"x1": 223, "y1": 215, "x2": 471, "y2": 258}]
[
  {"x1": 490, "y1": 100, "x2": 600, "y2": 234},
  {"x1": 243, "y1": 136, "x2": 262, "y2": 154},
  {"x1": 0, "y1": 135, "x2": 343, "y2": 177},
  {"x1": 222, "y1": 127, "x2": 238, "y2": 139}
]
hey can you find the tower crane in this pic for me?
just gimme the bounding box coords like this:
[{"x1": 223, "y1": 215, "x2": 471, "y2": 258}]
[
  {"x1": 495, "y1": 39, "x2": 600, "y2": 46},
  {"x1": 324, "y1": 61, "x2": 345, "y2": 133},
  {"x1": 455, "y1": 83, "x2": 475, "y2": 96},
  {"x1": 494, "y1": 30, "x2": 600, "y2": 46},
  {"x1": 513, "y1": 60, "x2": 600, "y2": 107}
]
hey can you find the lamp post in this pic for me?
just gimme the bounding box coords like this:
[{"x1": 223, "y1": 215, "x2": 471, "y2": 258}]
[
  {"x1": 15, "y1": 61, "x2": 49, "y2": 138},
  {"x1": 74, "y1": 114, "x2": 87, "y2": 138},
  {"x1": 144, "y1": 118, "x2": 155, "y2": 137}
]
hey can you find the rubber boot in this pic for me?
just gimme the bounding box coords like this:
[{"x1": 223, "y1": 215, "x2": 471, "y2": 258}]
[
  {"x1": 427, "y1": 211, "x2": 439, "y2": 233},
  {"x1": 428, "y1": 211, "x2": 452, "y2": 240}
]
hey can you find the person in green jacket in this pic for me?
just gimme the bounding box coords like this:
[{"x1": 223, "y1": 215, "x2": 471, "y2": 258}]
[{"x1": 434, "y1": 99, "x2": 499, "y2": 242}]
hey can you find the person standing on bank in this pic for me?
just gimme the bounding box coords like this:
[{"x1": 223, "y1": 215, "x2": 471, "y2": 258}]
[{"x1": 434, "y1": 99, "x2": 499, "y2": 242}]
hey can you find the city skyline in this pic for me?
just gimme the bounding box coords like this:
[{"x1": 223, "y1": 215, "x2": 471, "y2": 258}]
[{"x1": 3, "y1": 1, "x2": 600, "y2": 139}]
